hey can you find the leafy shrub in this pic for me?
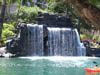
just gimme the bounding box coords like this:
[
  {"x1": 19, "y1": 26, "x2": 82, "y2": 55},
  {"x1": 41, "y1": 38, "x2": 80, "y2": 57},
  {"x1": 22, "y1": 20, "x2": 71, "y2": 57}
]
[
  {"x1": 0, "y1": 23, "x2": 16, "y2": 47},
  {"x1": 80, "y1": 34, "x2": 89, "y2": 39},
  {"x1": 16, "y1": 6, "x2": 48, "y2": 22}
]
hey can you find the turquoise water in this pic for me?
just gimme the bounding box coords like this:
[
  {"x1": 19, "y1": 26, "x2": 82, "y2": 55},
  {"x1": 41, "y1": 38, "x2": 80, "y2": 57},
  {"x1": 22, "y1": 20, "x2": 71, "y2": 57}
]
[{"x1": 0, "y1": 57, "x2": 100, "y2": 75}]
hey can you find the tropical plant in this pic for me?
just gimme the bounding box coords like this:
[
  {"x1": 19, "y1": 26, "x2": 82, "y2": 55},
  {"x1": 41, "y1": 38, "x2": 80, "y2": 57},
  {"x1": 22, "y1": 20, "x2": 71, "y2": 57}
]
[
  {"x1": 16, "y1": 6, "x2": 48, "y2": 22},
  {"x1": 0, "y1": 22, "x2": 16, "y2": 47}
]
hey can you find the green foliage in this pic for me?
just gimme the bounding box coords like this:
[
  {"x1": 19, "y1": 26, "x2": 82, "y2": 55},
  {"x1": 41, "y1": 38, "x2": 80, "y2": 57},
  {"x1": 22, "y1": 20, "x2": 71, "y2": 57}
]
[
  {"x1": 89, "y1": 0, "x2": 100, "y2": 7},
  {"x1": 16, "y1": 6, "x2": 48, "y2": 22},
  {"x1": 80, "y1": 34, "x2": 89, "y2": 39},
  {"x1": 0, "y1": 0, "x2": 1, "y2": 2},
  {"x1": 48, "y1": 0, "x2": 71, "y2": 13},
  {"x1": 0, "y1": 23, "x2": 16, "y2": 46}
]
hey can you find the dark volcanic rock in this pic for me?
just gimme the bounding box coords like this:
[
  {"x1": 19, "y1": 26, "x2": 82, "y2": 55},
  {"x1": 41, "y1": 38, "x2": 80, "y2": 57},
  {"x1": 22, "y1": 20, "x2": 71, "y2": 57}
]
[
  {"x1": 36, "y1": 12, "x2": 74, "y2": 27},
  {"x1": 6, "y1": 22, "x2": 28, "y2": 56},
  {"x1": 6, "y1": 12, "x2": 75, "y2": 57}
]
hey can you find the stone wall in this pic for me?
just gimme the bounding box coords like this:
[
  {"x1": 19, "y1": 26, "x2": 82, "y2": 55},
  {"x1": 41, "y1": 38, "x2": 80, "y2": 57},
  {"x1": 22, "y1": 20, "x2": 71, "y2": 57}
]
[{"x1": 36, "y1": 12, "x2": 74, "y2": 27}]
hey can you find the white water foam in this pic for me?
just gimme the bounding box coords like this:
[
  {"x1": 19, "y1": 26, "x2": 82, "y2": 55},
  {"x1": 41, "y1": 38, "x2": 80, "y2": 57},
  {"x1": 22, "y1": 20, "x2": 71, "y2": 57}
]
[
  {"x1": 19, "y1": 56, "x2": 99, "y2": 68},
  {"x1": 19, "y1": 56, "x2": 99, "y2": 61}
]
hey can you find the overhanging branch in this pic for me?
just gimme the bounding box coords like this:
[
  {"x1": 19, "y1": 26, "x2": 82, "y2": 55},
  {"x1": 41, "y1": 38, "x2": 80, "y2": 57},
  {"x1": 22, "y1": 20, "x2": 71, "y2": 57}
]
[{"x1": 66, "y1": 0, "x2": 100, "y2": 30}]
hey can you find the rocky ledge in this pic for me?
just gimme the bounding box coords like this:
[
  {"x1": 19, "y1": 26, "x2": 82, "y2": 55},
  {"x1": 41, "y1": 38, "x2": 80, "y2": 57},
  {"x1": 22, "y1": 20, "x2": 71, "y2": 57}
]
[{"x1": 0, "y1": 47, "x2": 16, "y2": 58}]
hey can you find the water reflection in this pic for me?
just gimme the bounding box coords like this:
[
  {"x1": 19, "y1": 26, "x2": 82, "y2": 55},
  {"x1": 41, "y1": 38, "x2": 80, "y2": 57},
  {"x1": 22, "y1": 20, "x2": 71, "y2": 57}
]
[{"x1": 86, "y1": 72, "x2": 99, "y2": 75}]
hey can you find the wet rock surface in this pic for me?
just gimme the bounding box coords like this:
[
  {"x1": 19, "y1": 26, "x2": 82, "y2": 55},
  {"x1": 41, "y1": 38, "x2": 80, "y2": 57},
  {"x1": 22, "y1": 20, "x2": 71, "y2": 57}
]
[
  {"x1": 5, "y1": 13, "x2": 76, "y2": 57},
  {"x1": 0, "y1": 47, "x2": 16, "y2": 57}
]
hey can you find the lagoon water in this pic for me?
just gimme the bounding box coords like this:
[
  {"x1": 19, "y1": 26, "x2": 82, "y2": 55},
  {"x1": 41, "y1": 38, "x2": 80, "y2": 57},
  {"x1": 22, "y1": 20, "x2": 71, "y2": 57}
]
[{"x1": 0, "y1": 57, "x2": 100, "y2": 75}]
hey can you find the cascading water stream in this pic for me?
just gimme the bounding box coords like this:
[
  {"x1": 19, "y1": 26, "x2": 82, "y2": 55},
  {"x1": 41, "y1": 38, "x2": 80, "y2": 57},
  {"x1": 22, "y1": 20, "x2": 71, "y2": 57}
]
[
  {"x1": 26, "y1": 24, "x2": 85, "y2": 56},
  {"x1": 27, "y1": 24, "x2": 44, "y2": 56},
  {"x1": 74, "y1": 29, "x2": 86, "y2": 56},
  {"x1": 47, "y1": 28, "x2": 86, "y2": 56}
]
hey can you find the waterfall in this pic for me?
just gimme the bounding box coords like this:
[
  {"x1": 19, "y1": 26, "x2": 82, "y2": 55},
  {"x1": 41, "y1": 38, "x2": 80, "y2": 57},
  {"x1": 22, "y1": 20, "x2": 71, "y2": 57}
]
[
  {"x1": 25, "y1": 24, "x2": 85, "y2": 56},
  {"x1": 47, "y1": 27, "x2": 86, "y2": 56},
  {"x1": 74, "y1": 29, "x2": 86, "y2": 56},
  {"x1": 27, "y1": 24, "x2": 44, "y2": 56}
]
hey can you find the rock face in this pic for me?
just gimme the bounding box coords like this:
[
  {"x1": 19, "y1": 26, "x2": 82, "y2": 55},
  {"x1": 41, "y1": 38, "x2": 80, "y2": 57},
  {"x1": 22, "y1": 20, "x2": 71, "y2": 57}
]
[
  {"x1": 0, "y1": 47, "x2": 15, "y2": 57},
  {"x1": 6, "y1": 24, "x2": 86, "y2": 56},
  {"x1": 6, "y1": 13, "x2": 85, "y2": 56},
  {"x1": 0, "y1": 47, "x2": 6, "y2": 56},
  {"x1": 36, "y1": 12, "x2": 74, "y2": 27},
  {"x1": 6, "y1": 22, "x2": 28, "y2": 56}
]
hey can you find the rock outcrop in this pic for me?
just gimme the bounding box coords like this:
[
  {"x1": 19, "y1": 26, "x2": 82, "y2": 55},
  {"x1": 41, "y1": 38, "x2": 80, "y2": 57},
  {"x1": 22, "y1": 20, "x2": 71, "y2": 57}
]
[{"x1": 6, "y1": 12, "x2": 75, "y2": 57}]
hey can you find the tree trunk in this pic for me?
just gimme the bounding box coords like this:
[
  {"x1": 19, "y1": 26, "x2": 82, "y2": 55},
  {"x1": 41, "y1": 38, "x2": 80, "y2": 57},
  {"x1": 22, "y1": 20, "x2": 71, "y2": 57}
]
[
  {"x1": 66, "y1": 0, "x2": 100, "y2": 30},
  {"x1": 7, "y1": 0, "x2": 11, "y2": 23},
  {"x1": 22, "y1": 0, "x2": 28, "y2": 6},
  {"x1": 22, "y1": 0, "x2": 26, "y2": 5},
  {"x1": 77, "y1": 16, "x2": 81, "y2": 34},
  {"x1": 0, "y1": 0, "x2": 6, "y2": 40}
]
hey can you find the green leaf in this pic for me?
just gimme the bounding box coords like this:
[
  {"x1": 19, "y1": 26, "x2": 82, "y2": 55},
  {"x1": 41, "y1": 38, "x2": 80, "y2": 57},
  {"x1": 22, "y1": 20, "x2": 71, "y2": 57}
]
[{"x1": 16, "y1": 0, "x2": 21, "y2": 5}]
